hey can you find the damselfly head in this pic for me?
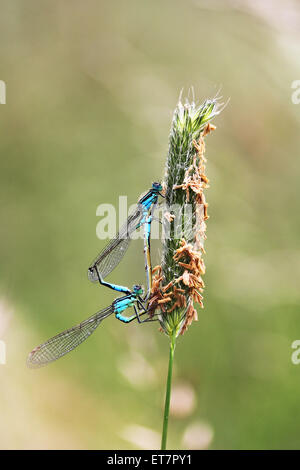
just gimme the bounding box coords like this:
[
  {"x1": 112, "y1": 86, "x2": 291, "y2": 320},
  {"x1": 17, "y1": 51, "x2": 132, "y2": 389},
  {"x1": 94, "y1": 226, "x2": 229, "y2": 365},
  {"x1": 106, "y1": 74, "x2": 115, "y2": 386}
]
[
  {"x1": 152, "y1": 182, "x2": 162, "y2": 192},
  {"x1": 133, "y1": 284, "x2": 144, "y2": 296}
]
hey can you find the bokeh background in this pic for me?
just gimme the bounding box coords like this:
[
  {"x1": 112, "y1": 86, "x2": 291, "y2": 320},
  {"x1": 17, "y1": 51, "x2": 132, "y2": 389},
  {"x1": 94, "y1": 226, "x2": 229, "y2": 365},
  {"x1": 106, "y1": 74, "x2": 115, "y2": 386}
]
[{"x1": 1, "y1": 0, "x2": 300, "y2": 450}]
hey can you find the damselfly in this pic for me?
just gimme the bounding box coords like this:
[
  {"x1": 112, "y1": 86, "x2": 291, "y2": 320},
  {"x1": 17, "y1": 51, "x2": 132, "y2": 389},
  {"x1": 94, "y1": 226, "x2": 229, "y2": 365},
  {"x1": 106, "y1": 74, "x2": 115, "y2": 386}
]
[
  {"x1": 87, "y1": 182, "x2": 163, "y2": 297},
  {"x1": 27, "y1": 284, "x2": 157, "y2": 368}
]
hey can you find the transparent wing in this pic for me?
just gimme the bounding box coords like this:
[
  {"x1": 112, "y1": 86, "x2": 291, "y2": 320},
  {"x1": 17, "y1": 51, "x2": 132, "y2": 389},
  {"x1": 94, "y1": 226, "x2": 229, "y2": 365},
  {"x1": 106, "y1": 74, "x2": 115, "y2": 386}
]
[
  {"x1": 27, "y1": 305, "x2": 114, "y2": 368},
  {"x1": 88, "y1": 204, "x2": 144, "y2": 282}
]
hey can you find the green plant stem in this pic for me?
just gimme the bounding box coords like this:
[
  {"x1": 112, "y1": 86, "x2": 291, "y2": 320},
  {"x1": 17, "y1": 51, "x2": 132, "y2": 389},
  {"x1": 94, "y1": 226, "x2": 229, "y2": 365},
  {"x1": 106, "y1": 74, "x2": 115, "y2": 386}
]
[{"x1": 161, "y1": 329, "x2": 177, "y2": 450}]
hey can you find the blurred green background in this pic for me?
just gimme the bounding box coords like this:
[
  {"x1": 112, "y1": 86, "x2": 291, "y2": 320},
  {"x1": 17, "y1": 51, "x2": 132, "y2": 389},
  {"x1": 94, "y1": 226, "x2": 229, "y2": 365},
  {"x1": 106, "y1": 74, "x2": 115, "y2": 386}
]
[{"x1": 1, "y1": 0, "x2": 300, "y2": 450}]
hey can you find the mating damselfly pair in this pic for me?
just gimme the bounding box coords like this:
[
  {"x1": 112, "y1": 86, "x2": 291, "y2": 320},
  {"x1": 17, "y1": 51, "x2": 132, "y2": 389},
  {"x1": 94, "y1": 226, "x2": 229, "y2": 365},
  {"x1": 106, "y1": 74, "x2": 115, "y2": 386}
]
[{"x1": 27, "y1": 183, "x2": 164, "y2": 368}]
